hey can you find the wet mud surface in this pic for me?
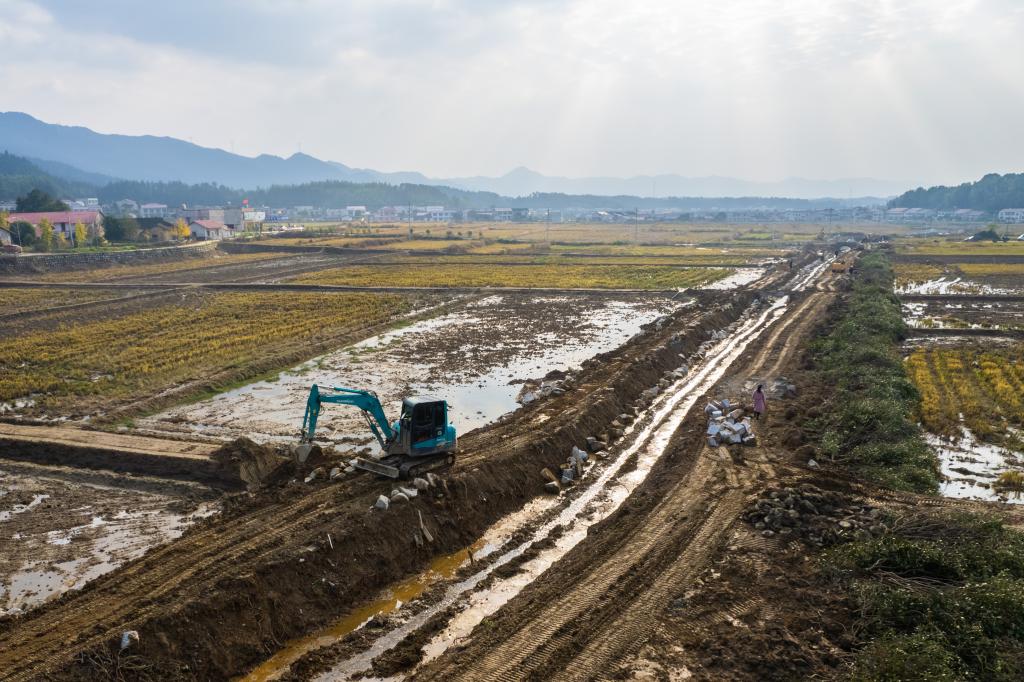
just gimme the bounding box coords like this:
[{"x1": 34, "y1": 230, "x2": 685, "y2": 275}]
[
  {"x1": 141, "y1": 294, "x2": 681, "y2": 449},
  {"x1": 0, "y1": 465, "x2": 212, "y2": 617}
]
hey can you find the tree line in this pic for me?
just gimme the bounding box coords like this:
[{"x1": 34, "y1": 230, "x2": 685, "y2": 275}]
[{"x1": 888, "y1": 173, "x2": 1024, "y2": 213}]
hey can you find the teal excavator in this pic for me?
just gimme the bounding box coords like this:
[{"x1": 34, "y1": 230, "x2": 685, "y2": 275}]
[{"x1": 297, "y1": 385, "x2": 457, "y2": 479}]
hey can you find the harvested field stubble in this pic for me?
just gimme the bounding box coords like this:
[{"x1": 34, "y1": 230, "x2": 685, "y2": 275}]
[
  {"x1": 294, "y1": 263, "x2": 729, "y2": 289},
  {"x1": 34, "y1": 251, "x2": 281, "y2": 282},
  {"x1": 906, "y1": 345, "x2": 1024, "y2": 451},
  {"x1": 0, "y1": 290, "x2": 416, "y2": 416},
  {"x1": 0, "y1": 288, "x2": 125, "y2": 315}
]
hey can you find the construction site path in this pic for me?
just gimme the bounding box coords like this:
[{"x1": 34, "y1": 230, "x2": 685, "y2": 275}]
[{"x1": 412, "y1": 274, "x2": 835, "y2": 681}]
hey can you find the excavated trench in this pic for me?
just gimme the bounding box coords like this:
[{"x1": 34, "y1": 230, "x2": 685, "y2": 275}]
[{"x1": 245, "y1": 296, "x2": 789, "y2": 681}]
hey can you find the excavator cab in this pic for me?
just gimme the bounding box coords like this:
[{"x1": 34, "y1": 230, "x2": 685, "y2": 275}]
[{"x1": 399, "y1": 396, "x2": 455, "y2": 454}]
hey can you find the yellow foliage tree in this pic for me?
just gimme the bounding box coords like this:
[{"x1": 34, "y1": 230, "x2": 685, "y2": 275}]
[
  {"x1": 0, "y1": 211, "x2": 8, "y2": 232},
  {"x1": 174, "y1": 217, "x2": 190, "y2": 241},
  {"x1": 38, "y1": 218, "x2": 54, "y2": 251},
  {"x1": 74, "y1": 221, "x2": 87, "y2": 248}
]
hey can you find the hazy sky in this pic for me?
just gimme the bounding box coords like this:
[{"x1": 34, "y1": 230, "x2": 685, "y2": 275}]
[{"x1": 1, "y1": 0, "x2": 1022, "y2": 184}]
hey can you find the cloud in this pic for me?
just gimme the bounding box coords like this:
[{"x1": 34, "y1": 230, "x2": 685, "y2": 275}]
[{"x1": 1, "y1": 0, "x2": 1022, "y2": 184}]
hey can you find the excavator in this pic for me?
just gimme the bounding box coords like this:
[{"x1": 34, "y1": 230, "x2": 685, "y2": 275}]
[{"x1": 297, "y1": 384, "x2": 457, "y2": 479}]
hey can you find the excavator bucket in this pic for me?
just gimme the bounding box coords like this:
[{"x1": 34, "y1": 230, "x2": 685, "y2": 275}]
[{"x1": 294, "y1": 443, "x2": 313, "y2": 464}]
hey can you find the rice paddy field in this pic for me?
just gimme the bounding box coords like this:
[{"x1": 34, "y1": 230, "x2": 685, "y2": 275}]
[
  {"x1": 0, "y1": 290, "x2": 419, "y2": 416},
  {"x1": 33, "y1": 252, "x2": 283, "y2": 283},
  {"x1": 905, "y1": 344, "x2": 1024, "y2": 453},
  {"x1": 895, "y1": 238, "x2": 1024, "y2": 256},
  {"x1": 292, "y1": 263, "x2": 731, "y2": 289},
  {"x1": 0, "y1": 288, "x2": 128, "y2": 315}
]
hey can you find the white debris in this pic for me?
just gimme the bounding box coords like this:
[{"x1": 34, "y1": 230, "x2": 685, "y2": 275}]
[{"x1": 120, "y1": 630, "x2": 139, "y2": 651}]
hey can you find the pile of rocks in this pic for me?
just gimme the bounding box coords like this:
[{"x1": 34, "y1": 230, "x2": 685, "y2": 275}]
[
  {"x1": 373, "y1": 473, "x2": 443, "y2": 511},
  {"x1": 704, "y1": 398, "x2": 757, "y2": 447},
  {"x1": 516, "y1": 370, "x2": 576, "y2": 405},
  {"x1": 742, "y1": 485, "x2": 889, "y2": 546}
]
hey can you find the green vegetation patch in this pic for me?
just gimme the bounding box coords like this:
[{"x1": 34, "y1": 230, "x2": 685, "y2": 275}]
[
  {"x1": 825, "y1": 512, "x2": 1024, "y2": 681},
  {"x1": 809, "y1": 251, "x2": 940, "y2": 493}
]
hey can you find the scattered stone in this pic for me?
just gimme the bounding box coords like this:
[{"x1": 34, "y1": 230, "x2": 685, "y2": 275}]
[
  {"x1": 374, "y1": 495, "x2": 390, "y2": 511},
  {"x1": 585, "y1": 437, "x2": 607, "y2": 452},
  {"x1": 304, "y1": 467, "x2": 325, "y2": 484},
  {"x1": 120, "y1": 631, "x2": 139, "y2": 651},
  {"x1": 807, "y1": 458, "x2": 819, "y2": 468},
  {"x1": 390, "y1": 492, "x2": 410, "y2": 504},
  {"x1": 426, "y1": 472, "x2": 441, "y2": 487},
  {"x1": 399, "y1": 486, "x2": 418, "y2": 498},
  {"x1": 743, "y1": 485, "x2": 889, "y2": 547},
  {"x1": 544, "y1": 481, "x2": 561, "y2": 494},
  {"x1": 329, "y1": 467, "x2": 343, "y2": 480},
  {"x1": 412, "y1": 477, "x2": 431, "y2": 491}
]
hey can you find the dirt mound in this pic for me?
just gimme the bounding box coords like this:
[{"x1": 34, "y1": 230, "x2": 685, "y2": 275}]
[{"x1": 211, "y1": 438, "x2": 293, "y2": 490}]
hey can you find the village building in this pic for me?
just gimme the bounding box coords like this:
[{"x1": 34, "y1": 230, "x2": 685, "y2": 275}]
[
  {"x1": 189, "y1": 219, "x2": 232, "y2": 240},
  {"x1": 6, "y1": 210, "x2": 105, "y2": 241}
]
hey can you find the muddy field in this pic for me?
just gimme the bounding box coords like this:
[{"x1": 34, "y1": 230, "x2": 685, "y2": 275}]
[
  {"x1": 139, "y1": 294, "x2": 682, "y2": 448},
  {"x1": 0, "y1": 461, "x2": 215, "y2": 617}
]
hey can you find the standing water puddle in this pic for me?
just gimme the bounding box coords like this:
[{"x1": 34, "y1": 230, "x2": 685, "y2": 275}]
[{"x1": 240, "y1": 296, "x2": 789, "y2": 681}]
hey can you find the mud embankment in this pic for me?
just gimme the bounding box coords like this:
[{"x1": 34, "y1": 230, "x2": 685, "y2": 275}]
[
  {"x1": 0, "y1": 438, "x2": 245, "y2": 492},
  {"x1": 7, "y1": 291, "x2": 757, "y2": 681}
]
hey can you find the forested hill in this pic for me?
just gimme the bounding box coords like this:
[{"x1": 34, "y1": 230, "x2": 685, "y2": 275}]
[
  {"x1": 0, "y1": 152, "x2": 94, "y2": 200},
  {"x1": 888, "y1": 173, "x2": 1024, "y2": 212}
]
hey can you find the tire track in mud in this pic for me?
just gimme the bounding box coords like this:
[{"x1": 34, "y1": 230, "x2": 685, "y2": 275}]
[{"x1": 412, "y1": 270, "x2": 833, "y2": 682}]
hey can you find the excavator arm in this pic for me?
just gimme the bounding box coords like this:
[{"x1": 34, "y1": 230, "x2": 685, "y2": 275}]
[{"x1": 301, "y1": 384, "x2": 396, "y2": 450}]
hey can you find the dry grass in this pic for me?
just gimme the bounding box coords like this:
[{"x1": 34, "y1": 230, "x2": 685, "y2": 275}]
[
  {"x1": 0, "y1": 288, "x2": 127, "y2": 315},
  {"x1": 0, "y1": 291, "x2": 413, "y2": 414},
  {"x1": 293, "y1": 263, "x2": 729, "y2": 289},
  {"x1": 905, "y1": 345, "x2": 1024, "y2": 450},
  {"x1": 33, "y1": 252, "x2": 281, "y2": 283}
]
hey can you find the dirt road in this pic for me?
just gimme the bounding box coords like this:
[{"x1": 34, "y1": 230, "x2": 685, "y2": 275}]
[{"x1": 412, "y1": 278, "x2": 835, "y2": 681}]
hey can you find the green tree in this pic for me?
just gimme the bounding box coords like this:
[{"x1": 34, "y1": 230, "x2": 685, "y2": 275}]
[
  {"x1": 38, "y1": 218, "x2": 54, "y2": 251},
  {"x1": 103, "y1": 216, "x2": 140, "y2": 242},
  {"x1": 73, "y1": 221, "x2": 87, "y2": 247},
  {"x1": 10, "y1": 221, "x2": 36, "y2": 247},
  {"x1": 16, "y1": 189, "x2": 69, "y2": 212}
]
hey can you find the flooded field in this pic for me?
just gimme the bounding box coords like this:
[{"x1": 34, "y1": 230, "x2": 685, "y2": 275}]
[
  {"x1": 141, "y1": 294, "x2": 681, "y2": 451},
  {"x1": 0, "y1": 463, "x2": 214, "y2": 615},
  {"x1": 903, "y1": 300, "x2": 1024, "y2": 331}
]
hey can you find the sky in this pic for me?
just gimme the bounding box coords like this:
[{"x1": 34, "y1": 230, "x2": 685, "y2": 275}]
[{"x1": 1, "y1": 0, "x2": 1022, "y2": 185}]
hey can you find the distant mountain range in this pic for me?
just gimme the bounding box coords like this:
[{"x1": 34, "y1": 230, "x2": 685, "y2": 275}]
[{"x1": 0, "y1": 112, "x2": 906, "y2": 200}]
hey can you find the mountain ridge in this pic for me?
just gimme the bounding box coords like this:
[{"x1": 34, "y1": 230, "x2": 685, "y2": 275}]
[{"x1": 0, "y1": 111, "x2": 905, "y2": 199}]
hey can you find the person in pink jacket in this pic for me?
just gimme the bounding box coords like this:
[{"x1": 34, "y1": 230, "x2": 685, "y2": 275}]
[{"x1": 752, "y1": 385, "x2": 767, "y2": 420}]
